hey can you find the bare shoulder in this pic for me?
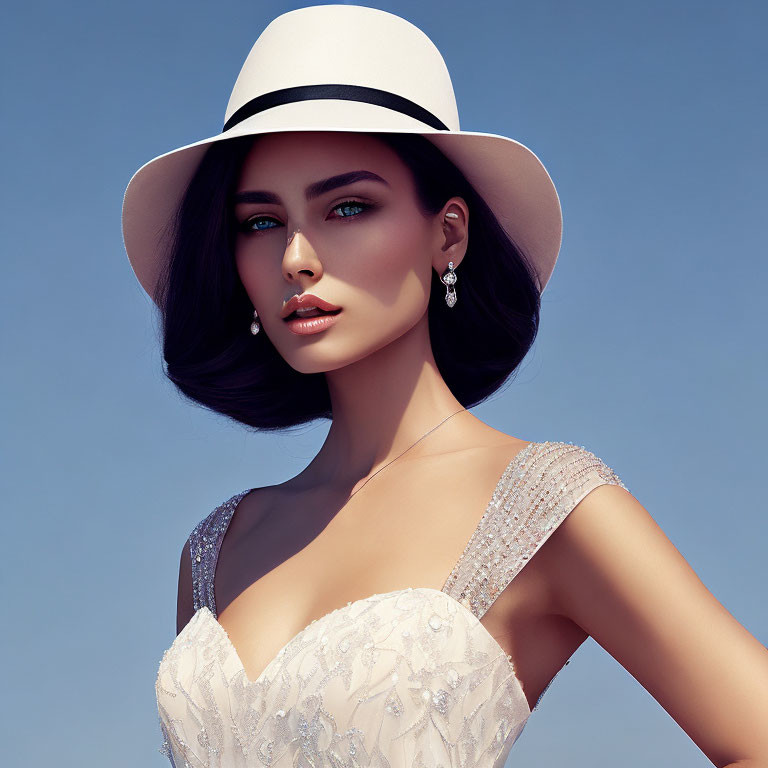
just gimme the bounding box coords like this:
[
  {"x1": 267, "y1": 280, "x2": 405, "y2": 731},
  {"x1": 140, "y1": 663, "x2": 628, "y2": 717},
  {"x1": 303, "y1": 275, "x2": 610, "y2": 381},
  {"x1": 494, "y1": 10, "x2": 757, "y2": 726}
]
[
  {"x1": 537, "y1": 481, "x2": 639, "y2": 616},
  {"x1": 445, "y1": 429, "x2": 533, "y2": 475}
]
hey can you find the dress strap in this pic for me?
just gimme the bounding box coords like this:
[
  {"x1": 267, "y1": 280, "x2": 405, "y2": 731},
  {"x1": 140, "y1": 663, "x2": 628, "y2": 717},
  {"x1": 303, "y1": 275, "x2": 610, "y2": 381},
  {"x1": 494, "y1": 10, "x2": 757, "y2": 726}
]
[
  {"x1": 188, "y1": 488, "x2": 253, "y2": 617},
  {"x1": 442, "y1": 441, "x2": 628, "y2": 621}
]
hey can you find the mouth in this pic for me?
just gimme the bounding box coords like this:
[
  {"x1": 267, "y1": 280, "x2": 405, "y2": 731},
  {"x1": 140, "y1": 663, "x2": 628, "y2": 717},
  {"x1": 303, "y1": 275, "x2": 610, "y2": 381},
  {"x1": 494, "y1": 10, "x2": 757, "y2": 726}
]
[{"x1": 283, "y1": 307, "x2": 343, "y2": 322}]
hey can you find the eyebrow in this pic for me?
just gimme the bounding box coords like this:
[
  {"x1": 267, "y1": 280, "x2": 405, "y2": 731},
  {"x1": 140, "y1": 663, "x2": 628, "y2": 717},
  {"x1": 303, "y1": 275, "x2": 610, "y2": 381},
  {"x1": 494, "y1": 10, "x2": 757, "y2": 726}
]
[{"x1": 233, "y1": 170, "x2": 390, "y2": 206}]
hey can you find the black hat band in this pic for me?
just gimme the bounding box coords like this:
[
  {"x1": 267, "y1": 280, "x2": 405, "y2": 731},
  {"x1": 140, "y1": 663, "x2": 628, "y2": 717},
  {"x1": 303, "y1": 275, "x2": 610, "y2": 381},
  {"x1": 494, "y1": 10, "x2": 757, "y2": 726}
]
[{"x1": 222, "y1": 83, "x2": 450, "y2": 133}]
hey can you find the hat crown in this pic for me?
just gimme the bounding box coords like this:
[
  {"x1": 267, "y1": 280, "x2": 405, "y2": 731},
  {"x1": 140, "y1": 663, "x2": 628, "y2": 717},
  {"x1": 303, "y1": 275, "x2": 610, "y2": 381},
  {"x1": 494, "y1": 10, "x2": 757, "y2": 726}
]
[{"x1": 225, "y1": 4, "x2": 460, "y2": 132}]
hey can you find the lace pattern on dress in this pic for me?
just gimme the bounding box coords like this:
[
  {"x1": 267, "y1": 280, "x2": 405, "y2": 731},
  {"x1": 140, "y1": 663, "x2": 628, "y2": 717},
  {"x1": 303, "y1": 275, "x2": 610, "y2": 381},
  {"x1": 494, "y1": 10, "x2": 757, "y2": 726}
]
[{"x1": 156, "y1": 587, "x2": 529, "y2": 767}]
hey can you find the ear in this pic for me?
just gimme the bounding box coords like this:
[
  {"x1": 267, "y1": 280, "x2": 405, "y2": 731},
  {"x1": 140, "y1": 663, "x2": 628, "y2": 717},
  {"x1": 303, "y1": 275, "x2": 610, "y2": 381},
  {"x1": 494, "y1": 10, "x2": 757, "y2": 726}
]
[{"x1": 433, "y1": 197, "x2": 469, "y2": 275}]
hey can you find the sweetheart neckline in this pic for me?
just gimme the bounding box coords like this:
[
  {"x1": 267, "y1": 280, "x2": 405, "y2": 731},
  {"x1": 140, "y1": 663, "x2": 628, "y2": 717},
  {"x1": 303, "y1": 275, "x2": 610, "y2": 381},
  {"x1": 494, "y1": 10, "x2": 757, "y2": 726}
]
[{"x1": 186, "y1": 585, "x2": 533, "y2": 717}]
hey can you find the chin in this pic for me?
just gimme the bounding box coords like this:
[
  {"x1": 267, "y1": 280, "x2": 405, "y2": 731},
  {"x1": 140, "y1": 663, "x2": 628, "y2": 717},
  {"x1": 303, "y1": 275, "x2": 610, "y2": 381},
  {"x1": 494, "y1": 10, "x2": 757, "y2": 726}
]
[
  {"x1": 282, "y1": 348, "x2": 369, "y2": 375},
  {"x1": 277, "y1": 335, "x2": 395, "y2": 375}
]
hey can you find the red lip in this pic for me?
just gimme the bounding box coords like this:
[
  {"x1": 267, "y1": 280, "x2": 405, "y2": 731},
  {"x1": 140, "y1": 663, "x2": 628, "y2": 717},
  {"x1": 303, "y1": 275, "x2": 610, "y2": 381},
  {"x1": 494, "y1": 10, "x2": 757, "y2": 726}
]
[{"x1": 281, "y1": 293, "x2": 342, "y2": 319}]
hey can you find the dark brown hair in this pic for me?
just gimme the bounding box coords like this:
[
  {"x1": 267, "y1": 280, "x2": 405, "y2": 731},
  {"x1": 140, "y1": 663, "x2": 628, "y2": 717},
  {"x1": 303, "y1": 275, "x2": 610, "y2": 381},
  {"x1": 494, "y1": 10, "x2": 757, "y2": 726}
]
[{"x1": 154, "y1": 132, "x2": 541, "y2": 432}]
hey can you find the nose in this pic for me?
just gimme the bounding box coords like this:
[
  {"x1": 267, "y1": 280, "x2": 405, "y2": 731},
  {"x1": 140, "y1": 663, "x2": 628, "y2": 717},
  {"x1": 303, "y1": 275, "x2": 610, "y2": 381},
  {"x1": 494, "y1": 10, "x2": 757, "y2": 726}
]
[{"x1": 282, "y1": 228, "x2": 323, "y2": 285}]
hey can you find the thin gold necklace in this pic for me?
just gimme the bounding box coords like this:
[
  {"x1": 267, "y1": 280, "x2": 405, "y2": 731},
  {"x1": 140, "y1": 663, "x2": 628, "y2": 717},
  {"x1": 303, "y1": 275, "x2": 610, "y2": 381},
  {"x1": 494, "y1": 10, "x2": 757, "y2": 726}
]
[{"x1": 347, "y1": 407, "x2": 467, "y2": 500}]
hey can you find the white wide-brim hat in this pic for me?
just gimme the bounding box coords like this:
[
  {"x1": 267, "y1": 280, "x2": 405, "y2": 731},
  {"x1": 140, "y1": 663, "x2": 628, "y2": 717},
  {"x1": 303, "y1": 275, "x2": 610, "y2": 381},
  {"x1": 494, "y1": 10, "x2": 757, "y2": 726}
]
[{"x1": 121, "y1": 4, "x2": 563, "y2": 305}]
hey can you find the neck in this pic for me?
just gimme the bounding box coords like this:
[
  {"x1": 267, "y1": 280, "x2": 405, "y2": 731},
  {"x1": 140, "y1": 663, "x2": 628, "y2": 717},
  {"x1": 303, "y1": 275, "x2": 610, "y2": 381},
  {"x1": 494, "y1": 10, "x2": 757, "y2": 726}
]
[{"x1": 302, "y1": 313, "x2": 471, "y2": 488}]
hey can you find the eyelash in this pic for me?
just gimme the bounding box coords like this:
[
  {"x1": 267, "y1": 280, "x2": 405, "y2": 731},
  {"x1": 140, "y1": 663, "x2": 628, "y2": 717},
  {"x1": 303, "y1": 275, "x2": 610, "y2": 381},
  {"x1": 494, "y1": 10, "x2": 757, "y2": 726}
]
[{"x1": 238, "y1": 199, "x2": 373, "y2": 235}]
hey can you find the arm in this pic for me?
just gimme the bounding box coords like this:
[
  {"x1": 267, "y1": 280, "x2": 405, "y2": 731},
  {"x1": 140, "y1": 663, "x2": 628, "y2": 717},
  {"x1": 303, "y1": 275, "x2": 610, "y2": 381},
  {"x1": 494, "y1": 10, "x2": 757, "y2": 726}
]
[{"x1": 546, "y1": 483, "x2": 768, "y2": 768}]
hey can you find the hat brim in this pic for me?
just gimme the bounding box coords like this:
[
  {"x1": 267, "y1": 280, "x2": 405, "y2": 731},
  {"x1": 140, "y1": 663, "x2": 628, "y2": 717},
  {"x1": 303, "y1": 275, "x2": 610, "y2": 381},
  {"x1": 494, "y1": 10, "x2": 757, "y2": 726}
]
[{"x1": 121, "y1": 99, "x2": 562, "y2": 303}]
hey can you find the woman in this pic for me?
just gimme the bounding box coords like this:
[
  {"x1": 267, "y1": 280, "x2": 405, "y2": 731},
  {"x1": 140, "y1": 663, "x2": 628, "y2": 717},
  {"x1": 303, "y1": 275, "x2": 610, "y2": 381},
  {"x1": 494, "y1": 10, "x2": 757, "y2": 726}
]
[{"x1": 123, "y1": 6, "x2": 768, "y2": 767}]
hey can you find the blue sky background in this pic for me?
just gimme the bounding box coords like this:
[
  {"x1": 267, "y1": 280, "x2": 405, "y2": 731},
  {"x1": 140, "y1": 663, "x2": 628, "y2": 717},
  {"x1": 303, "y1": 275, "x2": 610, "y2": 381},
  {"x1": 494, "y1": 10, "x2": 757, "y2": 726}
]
[{"x1": 2, "y1": 1, "x2": 765, "y2": 765}]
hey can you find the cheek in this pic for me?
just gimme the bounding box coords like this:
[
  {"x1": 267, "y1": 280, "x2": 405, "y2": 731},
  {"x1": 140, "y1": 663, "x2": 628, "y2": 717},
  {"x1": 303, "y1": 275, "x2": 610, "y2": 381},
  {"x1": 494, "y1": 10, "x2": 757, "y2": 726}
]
[
  {"x1": 235, "y1": 244, "x2": 278, "y2": 303},
  {"x1": 337, "y1": 214, "x2": 432, "y2": 310}
]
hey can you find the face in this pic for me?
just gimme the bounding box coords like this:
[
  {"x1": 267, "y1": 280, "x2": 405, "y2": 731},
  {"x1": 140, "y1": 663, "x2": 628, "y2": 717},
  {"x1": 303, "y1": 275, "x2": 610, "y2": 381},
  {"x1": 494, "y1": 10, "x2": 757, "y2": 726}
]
[{"x1": 232, "y1": 131, "x2": 467, "y2": 374}]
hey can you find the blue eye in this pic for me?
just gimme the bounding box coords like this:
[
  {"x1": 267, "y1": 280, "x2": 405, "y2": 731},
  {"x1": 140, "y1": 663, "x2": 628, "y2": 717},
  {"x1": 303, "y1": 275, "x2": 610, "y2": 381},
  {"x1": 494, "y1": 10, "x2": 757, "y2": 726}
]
[
  {"x1": 238, "y1": 199, "x2": 372, "y2": 235},
  {"x1": 239, "y1": 215, "x2": 280, "y2": 233},
  {"x1": 331, "y1": 200, "x2": 370, "y2": 218}
]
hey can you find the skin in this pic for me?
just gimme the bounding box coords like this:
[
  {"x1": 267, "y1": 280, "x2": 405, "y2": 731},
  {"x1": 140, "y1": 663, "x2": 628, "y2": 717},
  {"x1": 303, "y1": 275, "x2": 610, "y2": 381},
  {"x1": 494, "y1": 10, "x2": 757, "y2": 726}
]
[{"x1": 175, "y1": 131, "x2": 768, "y2": 767}]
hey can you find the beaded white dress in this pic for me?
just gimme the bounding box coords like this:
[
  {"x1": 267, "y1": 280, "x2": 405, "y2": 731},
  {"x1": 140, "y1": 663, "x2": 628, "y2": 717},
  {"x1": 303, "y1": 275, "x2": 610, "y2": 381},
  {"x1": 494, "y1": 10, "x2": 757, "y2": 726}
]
[{"x1": 155, "y1": 440, "x2": 628, "y2": 767}]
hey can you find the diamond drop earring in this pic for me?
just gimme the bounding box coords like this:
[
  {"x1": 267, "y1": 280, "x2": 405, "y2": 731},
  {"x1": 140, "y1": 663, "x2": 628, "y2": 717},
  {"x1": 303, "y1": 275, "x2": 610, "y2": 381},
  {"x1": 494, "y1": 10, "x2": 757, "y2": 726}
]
[
  {"x1": 441, "y1": 261, "x2": 458, "y2": 307},
  {"x1": 250, "y1": 309, "x2": 260, "y2": 335}
]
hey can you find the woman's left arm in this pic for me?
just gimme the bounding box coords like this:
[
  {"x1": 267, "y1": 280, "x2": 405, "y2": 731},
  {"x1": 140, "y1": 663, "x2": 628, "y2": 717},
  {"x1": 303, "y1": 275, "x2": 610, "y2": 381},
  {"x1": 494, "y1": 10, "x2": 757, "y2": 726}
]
[{"x1": 545, "y1": 483, "x2": 768, "y2": 768}]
